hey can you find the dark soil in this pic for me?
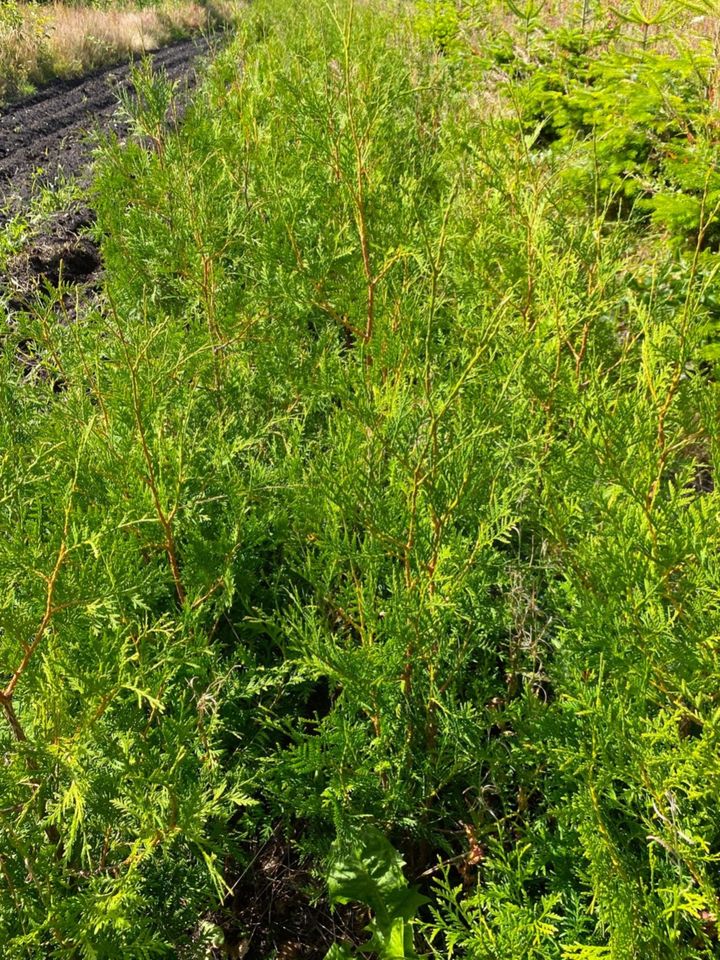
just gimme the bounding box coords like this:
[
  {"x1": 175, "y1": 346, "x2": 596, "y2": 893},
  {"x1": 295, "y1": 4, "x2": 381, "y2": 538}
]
[
  {"x1": 215, "y1": 832, "x2": 367, "y2": 960},
  {"x1": 1, "y1": 33, "x2": 224, "y2": 312},
  {"x1": 0, "y1": 33, "x2": 216, "y2": 212},
  {"x1": 2, "y1": 31, "x2": 222, "y2": 381},
  {"x1": 6, "y1": 205, "x2": 100, "y2": 311}
]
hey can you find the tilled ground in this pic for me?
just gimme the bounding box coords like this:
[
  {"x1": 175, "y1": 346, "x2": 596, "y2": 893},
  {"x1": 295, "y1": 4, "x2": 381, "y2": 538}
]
[
  {"x1": 1, "y1": 33, "x2": 220, "y2": 315},
  {"x1": 5, "y1": 204, "x2": 101, "y2": 313},
  {"x1": 0, "y1": 33, "x2": 215, "y2": 212}
]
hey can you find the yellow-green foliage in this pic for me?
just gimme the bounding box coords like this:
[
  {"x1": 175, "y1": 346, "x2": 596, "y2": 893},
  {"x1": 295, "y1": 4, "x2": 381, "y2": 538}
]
[{"x1": 2, "y1": 0, "x2": 720, "y2": 956}]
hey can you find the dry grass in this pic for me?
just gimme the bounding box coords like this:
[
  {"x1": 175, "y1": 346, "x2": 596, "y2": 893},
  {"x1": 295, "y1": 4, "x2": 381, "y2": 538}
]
[{"x1": 0, "y1": 1, "x2": 233, "y2": 105}]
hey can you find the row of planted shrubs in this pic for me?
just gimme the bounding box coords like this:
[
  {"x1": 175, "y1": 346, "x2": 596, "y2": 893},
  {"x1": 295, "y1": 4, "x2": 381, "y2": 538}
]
[{"x1": 2, "y1": 0, "x2": 720, "y2": 956}]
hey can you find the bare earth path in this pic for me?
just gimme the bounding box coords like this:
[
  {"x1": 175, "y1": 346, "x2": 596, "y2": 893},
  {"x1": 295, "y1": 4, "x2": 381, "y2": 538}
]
[{"x1": 0, "y1": 33, "x2": 215, "y2": 208}]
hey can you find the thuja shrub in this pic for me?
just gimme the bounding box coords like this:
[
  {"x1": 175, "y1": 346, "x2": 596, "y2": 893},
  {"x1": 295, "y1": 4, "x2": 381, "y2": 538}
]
[
  {"x1": 3, "y1": 0, "x2": 720, "y2": 956},
  {"x1": 0, "y1": 285, "x2": 272, "y2": 952}
]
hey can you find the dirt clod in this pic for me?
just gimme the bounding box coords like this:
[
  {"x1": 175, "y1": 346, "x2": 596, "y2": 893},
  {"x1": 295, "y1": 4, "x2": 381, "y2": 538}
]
[
  {"x1": 26, "y1": 236, "x2": 100, "y2": 287},
  {"x1": 6, "y1": 205, "x2": 101, "y2": 311}
]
